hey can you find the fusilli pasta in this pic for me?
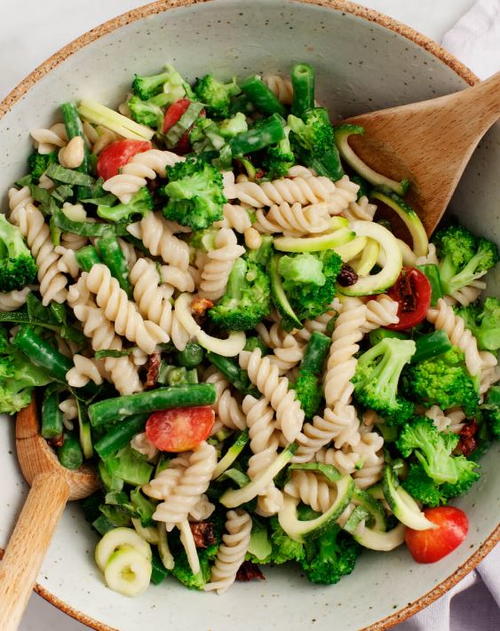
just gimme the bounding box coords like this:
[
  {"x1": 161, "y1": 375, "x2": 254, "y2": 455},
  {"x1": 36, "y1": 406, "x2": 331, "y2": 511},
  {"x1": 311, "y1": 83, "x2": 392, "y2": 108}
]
[
  {"x1": 128, "y1": 212, "x2": 190, "y2": 270},
  {"x1": 204, "y1": 367, "x2": 246, "y2": 431},
  {"x1": 0, "y1": 288, "x2": 31, "y2": 312},
  {"x1": 263, "y1": 74, "x2": 293, "y2": 104},
  {"x1": 254, "y1": 201, "x2": 331, "y2": 236},
  {"x1": 66, "y1": 354, "x2": 105, "y2": 387},
  {"x1": 199, "y1": 228, "x2": 245, "y2": 301}
]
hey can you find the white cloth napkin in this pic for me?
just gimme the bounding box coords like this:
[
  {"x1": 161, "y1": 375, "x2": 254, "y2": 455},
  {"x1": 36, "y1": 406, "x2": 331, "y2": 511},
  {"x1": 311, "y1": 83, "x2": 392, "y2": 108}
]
[
  {"x1": 441, "y1": 0, "x2": 500, "y2": 78},
  {"x1": 397, "y1": 2, "x2": 500, "y2": 628}
]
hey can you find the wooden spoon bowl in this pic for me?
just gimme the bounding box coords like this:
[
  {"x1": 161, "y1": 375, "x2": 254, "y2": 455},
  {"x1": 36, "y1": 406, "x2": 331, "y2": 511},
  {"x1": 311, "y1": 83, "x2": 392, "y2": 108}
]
[{"x1": 0, "y1": 400, "x2": 99, "y2": 630}]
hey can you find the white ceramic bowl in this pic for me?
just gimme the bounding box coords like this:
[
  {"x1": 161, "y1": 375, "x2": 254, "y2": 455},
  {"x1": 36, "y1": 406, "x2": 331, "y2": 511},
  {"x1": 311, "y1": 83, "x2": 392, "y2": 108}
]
[{"x1": 0, "y1": 1, "x2": 498, "y2": 630}]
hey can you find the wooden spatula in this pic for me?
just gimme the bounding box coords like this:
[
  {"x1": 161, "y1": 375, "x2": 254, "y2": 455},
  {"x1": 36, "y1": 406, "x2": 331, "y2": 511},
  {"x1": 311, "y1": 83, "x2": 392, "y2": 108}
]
[
  {"x1": 0, "y1": 400, "x2": 99, "y2": 631},
  {"x1": 342, "y1": 71, "x2": 500, "y2": 234}
]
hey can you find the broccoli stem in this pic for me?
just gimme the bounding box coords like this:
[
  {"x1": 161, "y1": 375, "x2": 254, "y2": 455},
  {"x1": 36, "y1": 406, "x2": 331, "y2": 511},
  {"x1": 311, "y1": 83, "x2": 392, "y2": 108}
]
[
  {"x1": 75, "y1": 245, "x2": 101, "y2": 272},
  {"x1": 412, "y1": 330, "x2": 452, "y2": 364},
  {"x1": 240, "y1": 76, "x2": 286, "y2": 116},
  {"x1": 57, "y1": 433, "x2": 84, "y2": 470},
  {"x1": 206, "y1": 352, "x2": 259, "y2": 397},
  {"x1": 230, "y1": 113, "x2": 286, "y2": 156},
  {"x1": 300, "y1": 331, "x2": 331, "y2": 374},
  {"x1": 291, "y1": 63, "x2": 316, "y2": 117},
  {"x1": 94, "y1": 414, "x2": 148, "y2": 459},
  {"x1": 41, "y1": 388, "x2": 64, "y2": 440},
  {"x1": 96, "y1": 236, "x2": 133, "y2": 297},
  {"x1": 88, "y1": 384, "x2": 216, "y2": 428}
]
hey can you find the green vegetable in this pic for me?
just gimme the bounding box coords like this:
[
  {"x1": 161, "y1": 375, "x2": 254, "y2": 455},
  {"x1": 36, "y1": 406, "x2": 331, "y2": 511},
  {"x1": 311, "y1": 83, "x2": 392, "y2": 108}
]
[
  {"x1": 434, "y1": 224, "x2": 499, "y2": 297},
  {"x1": 206, "y1": 352, "x2": 259, "y2": 397},
  {"x1": 240, "y1": 75, "x2": 285, "y2": 116},
  {"x1": 262, "y1": 125, "x2": 295, "y2": 179},
  {"x1": 75, "y1": 245, "x2": 101, "y2": 272},
  {"x1": 411, "y1": 330, "x2": 453, "y2": 364},
  {"x1": 268, "y1": 516, "x2": 304, "y2": 565},
  {"x1": 456, "y1": 297, "x2": 500, "y2": 352},
  {"x1": 57, "y1": 434, "x2": 84, "y2": 470},
  {"x1": 94, "y1": 414, "x2": 148, "y2": 460},
  {"x1": 212, "y1": 430, "x2": 249, "y2": 479},
  {"x1": 157, "y1": 364, "x2": 198, "y2": 386},
  {"x1": 176, "y1": 342, "x2": 205, "y2": 368},
  {"x1": 246, "y1": 518, "x2": 273, "y2": 564},
  {"x1": 288, "y1": 107, "x2": 343, "y2": 181},
  {"x1": 209, "y1": 256, "x2": 272, "y2": 331},
  {"x1": 404, "y1": 347, "x2": 479, "y2": 415},
  {"x1": 382, "y1": 465, "x2": 436, "y2": 530},
  {"x1": 164, "y1": 101, "x2": 205, "y2": 148},
  {"x1": 482, "y1": 385, "x2": 500, "y2": 437},
  {"x1": 193, "y1": 74, "x2": 240, "y2": 118},
  {"x1": 96, "y1": 236, "x2": 133, "y2": 297},
  {"x1": 353, "y1": 338, "x2": 416, "y2": 424},
  {"x1": 368, "y1": 328, "x2": 407, "y2": 346},
  {"x1": 60, "y1": 102, "x2": 91, "y2": 199},
  {"x1": 12, "y1": 325, "x2": 72, "y2": 383},
  {"x1": 96, "y1": 187, "x2": 153, "y2": 223},
  {"x1": 0, "y1": 214, "x2": 37, "y2": 291},
  {"x1": 41, "y1": 387, "x2": 64, "y2": 440},
  {"x1": 397, "y1": 416, "x2": 479, "y2": 487},
  {"x1": 45, "y1": 163, "x2": 94, "y2": 187},
  {"x1": 243, "y1": 336, "x2": 270, "y2": 354},
  {"x1": 417, "y1": 264, "x2": 443, "y2": 306},
  {"x1": 132, "y1": 65, "x2": 192, "y2": 102},
  {"x1": 291, "y1": 63, "x2": 315, "y2": 117},
  {"x1": 53, "y1": 207, "x2": 130, "y2": 237},
  {"x1": 127, "y1": 94, "x2": 166, "y2": 129},
  {"x1": 163, "y1": 157, "x2": 226, "y2": 230},
  {"x1": 27, "y1": 151, "x2": 57, "y2": 183},
  {"x1": 88, "y1": 384, "x2": 217, "y2": 428},
  {"x1": 229, "y1": 113, "x2": 286, "y2": 156},
  {"x1": 78, "y1": 99, "x2": 154, "y2": 141},
  {"x1": 294, "y1": 331, "x2": 330, "y2": 417},
  {"x1": 218, "y1": 112, "x2": 248, "y2": 138},
  {"x1": 102, "y1": 446, "x2": 153, "y2": 486},
  {"x1": 268, "y1": 254, "x2": 302, "y2": 330}
]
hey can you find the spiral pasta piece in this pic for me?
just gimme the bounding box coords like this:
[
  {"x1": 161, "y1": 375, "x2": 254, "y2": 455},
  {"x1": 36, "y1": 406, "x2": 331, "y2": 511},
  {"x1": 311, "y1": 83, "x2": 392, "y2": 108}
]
[
  {"x1": 199, "y1": 228, "x2": 245, "y2": 301},
  {"x1": 343, "y1": 195, "x2": 377, "y2": 222},
  {"x1": 479, "y1": 351, "x2": 499, "y2": 399},
  {"x1": 153, "y1": 441, "x2": 217, "y2": 530},
  {"x1": 66, "y1": 354, "x2": 105, "y2": 387},
  {"x1": 204, "y1": 509, "x2": 252, "y2": 594},
  {"x1": 426, "y1": 298, "x2": 482, "y2": 376},
  {"x1": 284, "y1": 470, "x2": 336, "y2": 513},
  {"x1": 204, "y1": 367, "x2": 246, "y2": 431},
  {"x1": 351, "y1": 427, "x2": 385, "y2": 489},
  {"x1": 159, "y1": 264, "x2": 195, "y2": 293},
  {"x1": 129, "y1": 258, "x2": 174, "y2": 331},
  {"x1": 232, "y1": 175, "x2": 338, "y2": 208},
  {"x1": 239, "y1": 349, "x2": 304, "y2": 443},
  {"x1": 130, "y1": 432, "x2": 159, "y2": 461},
  {"x1": 415, "y1": 242, "x2": 439, "y2": 266},
  {"x1": 361, "y1": 295, "x2": 399, "y2": 333},
  {"x1": 143, "y1": 454, "x2": 190, "y2": 500},
  {"x1": 117, "y1": 238, "x2": 139, "y2": 267},
  {"x1": 189, "y1": 494, "x2": 216, "y2": 522},
  {"x1": 9, "y1": 190, "x2": 67, "y2": 305},
  {"x1": 61, "y1": 232, "x2": 88, "y2": 251},
  {"x1": 215, "y1": 203, "x2": 253, "y2": 233},
  {"x1": 128, "y1": 212, "x2": 190, "y2": 270},
  {"x1": 424, "y1": 406, "x2": 466, "y2": 434},
  {"x1": 254, "y1": 201, "x2": 331, "y2": 236},
  {"x1": 86, "y1": 263, "x2": 169, "y2": 354},
  {"x1": 295, "y1": 306, "x2": 338, "y2": 343},
  {"x1": 242, "y1": 395, "x2": 283, "y2": 516},
  {"x1": 55, "y1": 245, "x2": 80, "y2": 278},
  {"x1": 59, "y1": 397, "x2": 78, "y2": 429},
  {"x1": 314, "y1": 444, "x2": 361, "y2": 476},
  {"x1": 68, "y1": 276, "x2": 142, "y2": 395},
  {"x1": 325, "y1": 175, "x2": 360, "y2": 214},
  {"x1": 255, "y1": 322, "x2": 305, "y2": 373},
  {"x1": 445, "y1": 280, "x2": 487, "y2": 307},
  {"x1": 324, "y1": 297, "x2": 367, "y2": 407},
  {"x1": 103, "y1": 149, "x2": 184, "y2": 202},
  {"x1": 263, "y1": 74, "x2": 293, "y2": 104},
  {"x1": 30, "y1": 123, "x2": 67, "y2": 154},
  {"x1": 0, "y1": 288, "x2": 31, "y2": 312}
]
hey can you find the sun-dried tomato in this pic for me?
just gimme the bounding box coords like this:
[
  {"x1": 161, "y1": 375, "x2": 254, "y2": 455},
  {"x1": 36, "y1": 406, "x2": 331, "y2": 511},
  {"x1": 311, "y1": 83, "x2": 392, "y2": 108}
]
[
  {"x1": 236, "y1": 561, "x2": 265, "y2": 582},
  {"x1": 144, "y1": 351, "x2": 161, "y2": 389},
  {"x1": 189, "y1": 521, "x2": 217, "y2": 548},
  {"x1": 456, "y1": 419, "x2": 479, "y2": 457},
  {"x1": 191, "y1": 297, "x2": 214, "y2": 317}
]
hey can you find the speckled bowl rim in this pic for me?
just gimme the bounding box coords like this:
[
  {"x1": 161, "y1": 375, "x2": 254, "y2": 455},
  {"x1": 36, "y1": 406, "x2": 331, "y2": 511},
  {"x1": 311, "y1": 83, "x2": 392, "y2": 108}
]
[{"x1": 0, "y1": 0, "x2": 497, "y2": 629}]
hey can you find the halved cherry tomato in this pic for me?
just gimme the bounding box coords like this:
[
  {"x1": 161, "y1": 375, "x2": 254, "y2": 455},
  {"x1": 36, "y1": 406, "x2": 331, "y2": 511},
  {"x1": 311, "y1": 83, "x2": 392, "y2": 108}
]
[
  {"x1": 145, "y1": 405, "x2": 215, "y2": 452},
  {"x1": 97, "y1": 139, "x2": 152, "y2": 180},
  {"x1": 387, "y1": 266, "x2": 432, "y2": 330},
  {"x1": 405, "y1": 506, "x2": 468, "y2": 563},
  {"x1": 162, "y1": 98, "x2": 205, "y2": 154}
]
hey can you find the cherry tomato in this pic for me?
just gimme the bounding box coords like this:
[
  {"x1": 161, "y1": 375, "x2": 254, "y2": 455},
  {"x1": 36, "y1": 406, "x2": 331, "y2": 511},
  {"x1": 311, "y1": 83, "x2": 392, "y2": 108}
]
[
  {"x1": 163, "y1": 98, "x2": 205, "y2": 154},
  {"x1": 387, "y1": 266, "x2": 432, "y2": 330},
  {"x1": 405, "y1": 506, "x2": 468, "y2": 563},
  {"x1": 97, "y1": 139, "x2": 152, "y2": 180},
  {"x1": 145, "y1": 406, "x2": 215, "y2": 452}
]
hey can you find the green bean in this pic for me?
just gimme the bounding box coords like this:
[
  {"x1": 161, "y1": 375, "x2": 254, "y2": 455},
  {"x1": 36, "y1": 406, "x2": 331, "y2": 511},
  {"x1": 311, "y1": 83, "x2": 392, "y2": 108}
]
[
  {"x1": 60, "y1": 102, "x2": 93, "y2": 199},
  {"x1": 412, "y1": 330, "x2": 452, "y2": 364},
  {"x1": 88, "y1": 384, "x2": 217, "y2": 429},
  {"x1": 75, "y1": 245, "x2": 101, "y2": 272},
  {"x1": 369, "y1": 328, "x2": 407, "y2": 347},
  {"x1": 75, "y1": 398, "x2": 93, "y2": 459},
  {"x1": 57, "y1": 434, "x2": 84, "y2": 470},
  {"x1": 240, "y1": 76, "x2": 285, "y2": 116},
  {"x1": 229, "y1": 113, "x2": 285, "y2": 156},
  {"x1": 41, "y1": 388, "x2": 64, "y2": 440},
  {"x1": 291, "y1": 63, "x2": 316, "y2": 116},
  {"x1": 300, "y1": 331, "x2": 331, "y2": 375},
  {"x1": 206, "y1": 352, "x2": 259, "y2": 397},
  {"x1": 96, "y1": 236, "x2": 133, "y2": 297},
  {"x1": 176, "y1": 342, "x2": 205, "y2": 368},
  {"x1": 94, "y1": 414, "x2": 148, "y2": 460},
  {"x1": 13, "y1": 326, "x2": 73, "y2": 383},
  {"x1": 417, "y1": 264, "x2": 443, "y2": 306}
]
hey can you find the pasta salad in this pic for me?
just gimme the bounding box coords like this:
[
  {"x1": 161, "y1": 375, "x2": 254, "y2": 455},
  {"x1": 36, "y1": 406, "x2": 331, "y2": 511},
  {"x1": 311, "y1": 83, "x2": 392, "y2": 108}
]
[{"x1": 1, "y1": 63, "x2": 499, "y2": 596}]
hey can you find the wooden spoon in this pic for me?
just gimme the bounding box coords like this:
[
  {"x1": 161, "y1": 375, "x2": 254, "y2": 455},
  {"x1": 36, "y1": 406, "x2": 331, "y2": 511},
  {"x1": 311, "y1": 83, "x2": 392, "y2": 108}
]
[
  {"x1": 342, "y1": 71, "x2": 500, "y2": 234},
  {"x1": 0, "y1": 400, "x2": 99, "y2": 631}
]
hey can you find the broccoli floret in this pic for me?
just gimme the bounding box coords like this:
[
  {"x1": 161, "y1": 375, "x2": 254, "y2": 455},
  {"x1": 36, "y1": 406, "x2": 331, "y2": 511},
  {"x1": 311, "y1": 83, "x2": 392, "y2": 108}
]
[
  {"x1": 262, "y1": 126, "x2": 295, "y2": 179},
  {"x1": 0, "y1": 215, "x2": 37, "y2": 292},
  {"x1": 482, "y1": 385, "x2": 500, "y2": 437},
  {"x1": 404, "y1": 347, "x2": 479, "y2": 416},
  {"x1": 396, "y1": 416, "x2": 479, "y2": 486},
  {"x1": 193, "y1": 74, "x2": 240, "y2": 118},
  {"x1": 28, "y1": 151, "x2": 57, "y2": 183},
  {"x1": 402, "y1": 463, "x2": 447, "y2": 507},
  {"x1": 353, "y1": 338, "x2": 416, "y2": 424},
  {"x1": 456, "y1": 298, "x2": 500, "y2": 351},
  {"x1": 218, "y1": 112, "x2": 248, "y2": 138},
  {"x1": 245, "y1": 234, "x2": 273, "y2": 267},
  {"x1": 294, "y1": 370, "x2": 322, "y2": 418},
  {"x1": 288, "y1": 108, "x2": 343, "y2": 181},
  {"x1": 301, "y1": 523, "x2": 361, "y2": 585},
  {"x1": 244, "y1": 336, "x2": 270, "y2": 354},
  {"x1": 209, "y1": 256, "x2": 271, "y2": 331},
  {"x1": 0, "y1": 345, "x2": 52, "y2": 415},
  {"x1": 127, "y1": 95, "x2": 165, "y2": 129},
  {"x1": 434, "y1": 224, "x2": 499, "y2": 296},
  {"x1": 189, "y1": 118, "x2": 226, "y2": 154},
  {"x1": 269, "y1": 516, "x2": 304, "y2": 565},
  {"x1": 170, "y1": 548, "x2": 211, "y2": 590},
  {"x1": 278, "y1": 250, "x2": 343, "y2": 321},
  {"x1": 96, "y1": 187, "x2": 153, "y2": 223},
  {"x1": 163, "y1": 157, "x2": 226, "y2": 230},
  {"x1": 132, "y1": 64, "x2": 191, "y2": 101}
]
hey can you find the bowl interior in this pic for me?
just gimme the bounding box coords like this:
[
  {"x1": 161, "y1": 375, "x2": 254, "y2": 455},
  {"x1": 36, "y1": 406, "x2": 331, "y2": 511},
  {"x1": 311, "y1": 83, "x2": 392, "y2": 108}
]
[{"x1": 0, "y1": 1, "x2": 498, "y2": 630}]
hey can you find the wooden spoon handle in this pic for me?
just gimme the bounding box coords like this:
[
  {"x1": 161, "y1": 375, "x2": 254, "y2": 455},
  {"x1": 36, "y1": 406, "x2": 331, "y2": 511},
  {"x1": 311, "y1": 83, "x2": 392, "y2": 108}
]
[
  {"x1": 0, "y1": 472, "x2": 70, "y2": 631},
  {"x1": 454, "y1": 71, "x2": 500, "y2": 130}
]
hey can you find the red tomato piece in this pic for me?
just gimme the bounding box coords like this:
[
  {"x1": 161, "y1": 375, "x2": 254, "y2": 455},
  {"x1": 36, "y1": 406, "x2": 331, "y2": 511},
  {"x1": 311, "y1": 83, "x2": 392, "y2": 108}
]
[
  {"x1": 387, "y1": 266, "x2": 432, "y2": 330},
  {"x1": 97, "y1": 139, "x2": 152, "y2": 180},
  {"x1": 145, "y1": 406, "x2": 215, "y2": 452},
  {"x1": 405, "y1": 506, "x2": 468, "y2": 563}
]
